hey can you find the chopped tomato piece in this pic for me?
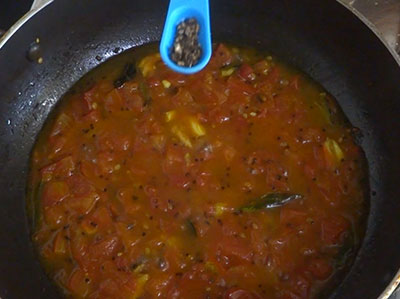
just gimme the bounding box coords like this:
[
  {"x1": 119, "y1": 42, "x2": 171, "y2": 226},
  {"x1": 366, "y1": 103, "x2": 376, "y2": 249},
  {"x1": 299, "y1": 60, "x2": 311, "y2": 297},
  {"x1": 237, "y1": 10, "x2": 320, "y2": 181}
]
[
  {"x1": 321, "y1": 216, "x2": 350, "y2": 245},
  {"x1": 211, "y1": 44, "x2": 232, "y2": 67},
  {"x1": 97, "y1": 279, "x2": 120, "y2": 298},
  {"x1": 227, "y1": 76, "x2": 256, "y2": 97},
  {"x1": 265, "y1": 66, "x2": 281, "y2": 84},
  {"x1": 224, "y1": 288, "x2": 261, "y2": 299},
  {"x1": 218, "y1": 235, "x2": 253, "y2": 263},
  {"x1": 291, "y1": 76, "x2": 300, "y2": 90},
  {"x1": 70, "y1": 234, "x2": 88, "y2": 265},
  {"x1": 53, "y1": 230, "x2": 67, "y2": 255},
  {"x1": 253, "y1": 60, "x2": 271, "y2": 75},
  {"x1": 124, "y1": 93, "x2": 144, "y2": 112},
  {"x1": 88, "y1": 236, "x2": 122, "y2": 260},
  {"x1": 68, "y1": 268, "x2": 90, "y2": 297},
  {"x1": 42, "y1": 181, "x2": 69, "y2": 207},
  {"x1": 44, "y1": 204, "x2": 66, "y2": 228},
  {"x1": 88, "y1": 207, "x2": 113, "y2": 231},
  {"x1": 83, "y1": 86, "x2": 100, "y2": 110},
  {"x1": 67, "y1": 191, "x2": 99, "y2": 215},
  {"x1": 96, "y1": 151, "x2": 115, "y2": 175},
  {"x1": 289, "y1": 275, "x2": 311, "y2": 298},
  {"x1": 280, "y1": 208, "x2": 308, "y2": 226},
  {"x1": 104, "y1": 89, "x2": 123, "y2": 113},
  {"x1": 117, "y1": 187, "x2": 141, "y2": 214},
  {"x1": 307, "y1": 258, "x2": 333, "y2": 280},
  {"x1": 238, "y1": 63, "x2": 255, "y2": 81},
  {"x1": 48, "y1": 136, "x2": 67, "y2": 159},
  {"x1": 40, "y1": 155, "x2": 75, "y2": 182},
  {"x1": 51, "y1": 113, "x2": 72, "y2": 137},
  {"x1": 81, "y1": 109, "x2": 100, "y2": 123}
]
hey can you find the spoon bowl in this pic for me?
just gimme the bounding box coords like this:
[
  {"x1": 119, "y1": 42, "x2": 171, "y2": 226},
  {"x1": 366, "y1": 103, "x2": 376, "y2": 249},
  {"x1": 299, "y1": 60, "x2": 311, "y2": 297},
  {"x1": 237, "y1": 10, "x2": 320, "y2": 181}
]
[{"x1": 160, "y1": 0, "x2": 211, "y2": 74}]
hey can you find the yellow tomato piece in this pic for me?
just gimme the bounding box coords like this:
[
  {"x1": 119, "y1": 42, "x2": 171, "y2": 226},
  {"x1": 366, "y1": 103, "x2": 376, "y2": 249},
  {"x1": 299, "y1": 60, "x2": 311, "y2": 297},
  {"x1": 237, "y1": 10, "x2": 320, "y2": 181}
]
[
  {"x1": 133, "y1": 263, "x2": 146, "y2": 274},
  {"x1": 165, "y1": 110, "x2": 176, "y2": 122},
  {"x1": 205, "y1": 261, "x2": 218, "y2": 273},
  {"x1": 138, "y1": 53, "x2": 161, "y2": 77},
  {"x1": 214, "y1": 203, "x2": 227, "y2": 216},
  {"x1": 81, "y1": 219, "x2": 98, "y2": 235},
  {"x1": 221, "y1": 67, "x2": 236, "y2": 77},
  {"x1": 53, "y1": 231, "x2": 67, "y2": 255},
  {"x1": 189, "y1": 117, "x2": 206, "y2": 137},
  {"x1": 68, "y1": 269, "x2": 90, "y2": 297},
  {"x1": 184, "y1": 152, "x2": 191, "y2": 165},
  {"x1": 171, "y1": 126, "x2": 192, "y2": 148},
  {"x1": 323, "y1": 138, "x2": 344, "y2": 168},
  {"x1": 166, "y1": 236, "x2": 182, "y2": 250},
  {"x1": 161, "y1": 80, "x2": 171, "y2": 88},
  {"x1": 150, "y1": 134, "x2": 166, "y2": 152},
  {"x1": 130, "y1": 274, "x2": 149, "y2": 299}
]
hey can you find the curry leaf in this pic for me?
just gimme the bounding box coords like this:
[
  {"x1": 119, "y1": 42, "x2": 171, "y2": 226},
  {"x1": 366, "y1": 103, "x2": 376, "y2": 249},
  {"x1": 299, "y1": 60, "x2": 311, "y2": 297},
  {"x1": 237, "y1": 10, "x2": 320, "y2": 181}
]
[
  {"x1": 186, "y1": 220, "x2": 197, "y2": 237},
  {"x1": 240, "y1": 192, "x2": 303, "y2": 212},
  {"x1": 113, "y1": 62, "x2": 136, "y2": 88},
  {"x1": 139, "y1": 81, "x2": 152, "y2": 107}
]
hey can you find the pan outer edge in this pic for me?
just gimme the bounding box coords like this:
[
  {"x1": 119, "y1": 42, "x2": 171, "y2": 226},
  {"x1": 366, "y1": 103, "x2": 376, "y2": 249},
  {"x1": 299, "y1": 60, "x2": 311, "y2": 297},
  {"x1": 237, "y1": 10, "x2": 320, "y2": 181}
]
[
  {"x1": 337, "y1": 0, "x2": 400, "y2": 66},
  {"x1": 0, "y1": 0, "x2": 399, "y2": 298},
  {"x1": 0, "y1": 0, "x2": 53, "y2": 49}
]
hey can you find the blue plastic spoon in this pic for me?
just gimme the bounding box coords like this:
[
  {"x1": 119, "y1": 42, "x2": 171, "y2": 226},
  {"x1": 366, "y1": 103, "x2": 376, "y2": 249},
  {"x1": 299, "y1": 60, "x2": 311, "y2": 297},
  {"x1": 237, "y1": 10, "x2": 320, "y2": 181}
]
[{"x1": 160, "y1": 0, "x2": 211, "y2": 74}]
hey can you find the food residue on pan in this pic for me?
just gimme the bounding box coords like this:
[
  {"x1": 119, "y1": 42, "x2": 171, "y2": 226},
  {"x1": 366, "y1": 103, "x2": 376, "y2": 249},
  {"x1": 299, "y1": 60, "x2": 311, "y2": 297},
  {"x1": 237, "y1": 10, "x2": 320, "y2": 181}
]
[{"x1": 27, "y1": 37, "x2": 43, "y2": 64}]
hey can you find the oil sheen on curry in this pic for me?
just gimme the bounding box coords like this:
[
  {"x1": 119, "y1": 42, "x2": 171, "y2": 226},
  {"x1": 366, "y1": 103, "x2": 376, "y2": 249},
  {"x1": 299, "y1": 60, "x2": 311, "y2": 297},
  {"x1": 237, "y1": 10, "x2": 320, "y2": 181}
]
[{"x1": 28, "y1": 44, "x2": 368, "y2": 299}]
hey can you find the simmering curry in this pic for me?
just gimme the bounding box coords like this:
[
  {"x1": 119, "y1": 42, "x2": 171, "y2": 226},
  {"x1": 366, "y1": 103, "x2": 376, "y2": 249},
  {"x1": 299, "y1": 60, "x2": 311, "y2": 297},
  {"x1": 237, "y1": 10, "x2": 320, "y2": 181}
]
[{"x1": 28, "y1": 44, "x2": 367, "y2": 298}]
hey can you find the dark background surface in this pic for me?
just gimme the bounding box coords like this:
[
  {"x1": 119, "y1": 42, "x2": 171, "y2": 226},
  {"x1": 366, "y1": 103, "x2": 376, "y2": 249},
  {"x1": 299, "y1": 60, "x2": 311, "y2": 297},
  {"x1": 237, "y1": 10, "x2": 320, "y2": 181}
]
[{"x1": 0, "y1": 0, "x2": 32, "y2": 31}]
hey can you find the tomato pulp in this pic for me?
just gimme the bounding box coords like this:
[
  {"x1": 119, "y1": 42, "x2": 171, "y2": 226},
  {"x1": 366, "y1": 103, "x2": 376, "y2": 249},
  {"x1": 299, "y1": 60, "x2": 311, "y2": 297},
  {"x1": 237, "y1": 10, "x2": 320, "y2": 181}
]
[{"x1": 28, "y1": 44, "x2": 368, "y2": 298}]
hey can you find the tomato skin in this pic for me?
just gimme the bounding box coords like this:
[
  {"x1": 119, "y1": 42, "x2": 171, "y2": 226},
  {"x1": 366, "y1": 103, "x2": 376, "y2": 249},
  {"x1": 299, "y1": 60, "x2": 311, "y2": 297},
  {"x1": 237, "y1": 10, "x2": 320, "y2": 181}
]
[
  {"x1": 280, "y1": 208, "x2": 307, "y2": 226},
  {"x1": 289, "y1": 275, "x2": 311, "y2": 299},
  {"x1": 211, "y1": 44, "x2": 232, "y2": 67},
  {"x1": 81, "y1": 109, "x2": 100, "y2": 123},
  {"x1": 42, "y1": 181, "x2": 69, "y2": 207},
  {"x1": 51, "y1": 113, "x2": 73, "y2": 137},
  {"x1": 224, "y1": 288, "x2": 261, "y2": 299},
  {"x1": 307, "y1": 258, "x2": 333, "y2": 280},
  {"x1": 97, "y1": 278, "x2": 119, "y2": 297},
  {"x1": 68, "y1": 268, "x2": 90, "y2": 297},
  {"x1": 253, "y1": 60, "x2": 270, "y2": 75},
  {"x1": 40, "y1": 155, "x2": 75, "y2": 182},
  {"x1": 44, "y1": 205, "x2": 66, "y2": 228},
  {"x1": 104, "y1": 89, "x2": 123, "y2": 113},
  {"x1": 238, "y1": 63, "x2": 255, "y2": 81},
  {"x1": 48, "y1": 136, "x2": 67, "y2": 159},
  {"x1": 321, "y1": 216, "x2": 349, "y2": 246},
  {"x1": 88, "y1": 236, "x2": 122, "y2": 261},
  {"x1": 227, "y1": 76, "x2": 256, "y2": 97},
  {"x1": 291, "y1": 76, "x2": 300, "y2": 90}
]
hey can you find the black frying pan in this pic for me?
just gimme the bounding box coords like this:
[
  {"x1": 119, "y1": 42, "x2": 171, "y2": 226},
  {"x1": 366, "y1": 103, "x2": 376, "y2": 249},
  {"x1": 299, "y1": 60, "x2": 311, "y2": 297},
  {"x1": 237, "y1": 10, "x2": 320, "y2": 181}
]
[{"x1": 0, "y1": 0, "x2": 400, "y2": 298}]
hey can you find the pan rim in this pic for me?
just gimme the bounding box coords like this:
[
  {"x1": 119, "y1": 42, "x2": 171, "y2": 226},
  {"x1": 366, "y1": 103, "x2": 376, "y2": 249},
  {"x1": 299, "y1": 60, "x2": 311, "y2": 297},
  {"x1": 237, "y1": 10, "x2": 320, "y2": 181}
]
[
  {"x1": 336, "y1": 0, "x2": 400, "y2": 67},
  {"x1": 1, "y1": 0, "x2": 399, "y2": 67},
  {"x1": 0, "y1": 0, "x2": 399, "y2": 298},
  {"x1": 0, "y1": 0, "x2": 53, "y2": 49}
]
